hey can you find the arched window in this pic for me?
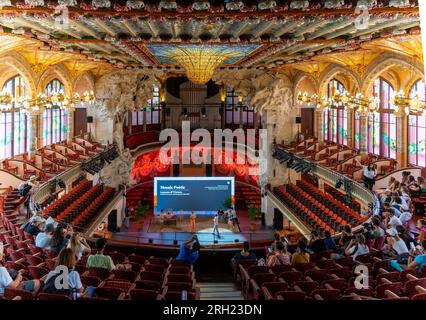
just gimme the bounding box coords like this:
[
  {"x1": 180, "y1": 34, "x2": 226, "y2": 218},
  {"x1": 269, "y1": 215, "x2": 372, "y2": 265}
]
[
  {"x1": 124, "y1": 85, "x2": 161, "y2": 129},
  {"x1": 42, "y1": 79, "x2": 68, "y2": 146},
  {"x1": 408, "y1": 80, "x2": 426, "y2": 167},
  {"x1": 0, "y1": 75, "x2": 29, "y2": 159},
  {"x1": 225, "y1": 87, "x2": 255, "y2": 128},
  {"x1": 368, "y1": 78, "x2": 397, "y2": 159},
  {"x1": 324, "y1": 79, "x2": 347, "y2": 144}
]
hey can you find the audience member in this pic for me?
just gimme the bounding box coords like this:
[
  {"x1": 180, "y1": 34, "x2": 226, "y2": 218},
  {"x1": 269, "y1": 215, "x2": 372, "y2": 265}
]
[
  {"x1": 291, "y1": 239, "x2": 310, "y2": 265},
  {"x1": 176, "y1": 235, "x2": 200, "y2": 266},
  {"x1": 35, "y1": 223, "x2": 54, "y2": 249},
  {"x1": 0, "y1": 242, "x2": 40, "y2": 297},
  {"x1": 267, "y1": 241, "x2": 291, "y2": 267},
  {"x1": 86, "y1": 238, "x2": 115, "y2": 271},
  {"x1": 43, "y1": 248, "x2": 94, "y2": 299}
]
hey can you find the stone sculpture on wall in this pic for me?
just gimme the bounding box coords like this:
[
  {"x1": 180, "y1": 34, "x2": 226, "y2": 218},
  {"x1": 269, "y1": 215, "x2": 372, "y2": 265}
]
[{"x1": 91, "y1": 69, "x2": 161, "y2": 188}]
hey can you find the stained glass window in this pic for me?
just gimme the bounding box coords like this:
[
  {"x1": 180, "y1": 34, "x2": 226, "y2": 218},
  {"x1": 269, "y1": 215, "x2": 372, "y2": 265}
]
[
  {"x1": 225, "y1": 87, "x2": 254, "y2": 127},
  {"x1": 369, "y1": 78, "x2": 396, "y2": 158},
  {"x1": 408, "y1": 80, "x2": 426, "y2": 167},
  {"x1": 125, "y1": 86, "x2": 160, "y2": 127},
  {"x1": 0, "y1": 75, "x2": 29, "y2": 160},
  {"x1": 326, "y1": 80, "x2": 346, "y2": 144},
  {"x1": 43, "y1": 79, "x2": 67, "y2": 146}
]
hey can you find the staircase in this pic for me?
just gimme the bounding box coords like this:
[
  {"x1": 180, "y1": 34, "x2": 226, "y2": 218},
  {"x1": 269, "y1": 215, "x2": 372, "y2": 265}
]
[{"x1": 196, "y1": 281, "x2": 244, "y2": 300}]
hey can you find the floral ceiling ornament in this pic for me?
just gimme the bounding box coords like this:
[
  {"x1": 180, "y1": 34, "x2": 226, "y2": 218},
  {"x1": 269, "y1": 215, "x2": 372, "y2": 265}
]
[
  {"x1": 289, "y1": 1, "x2": 309, "y2": 10},
  {"x1": 57, "y1": 0, "x2": 77, "y2": 6},
  {"x1": 258, "y1": 0, "x2": 276, "y2": 10},
  {"x1": 92, "y1": 0, "x2": 111, "y2": 8},
  {"x1": 324, "y1": 0, "x2": 346, "y2": 9},
  {"x1": 159, "y1": 0, "x2": 177, "y2": 10},
  {"x1": 389, "y1": 0, "x2": 411, "y2": 8},
  {"x1": 356, "y1": 0, "x2": 378, "y2": 9},
  {"x1": 126, "y1": 0, "x2": 145, "y2": 9},
  {"x1": 192, "y1": 1, "x2": 210, "y2": 11},
  {"x1": 226, "y1": 0, "x2": 244, "y2": 11},
  {"x1": 0, "y1": 0, "x2": 12, "y2": 7},
  {"x1": 24, "y1": 0, "x2": 44, "y2": 6}
]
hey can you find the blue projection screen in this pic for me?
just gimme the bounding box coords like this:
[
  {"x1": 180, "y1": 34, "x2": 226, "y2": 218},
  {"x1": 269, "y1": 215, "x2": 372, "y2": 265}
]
[{"x1": 154, "y1": 177, "x2": 234, "y2": 216}]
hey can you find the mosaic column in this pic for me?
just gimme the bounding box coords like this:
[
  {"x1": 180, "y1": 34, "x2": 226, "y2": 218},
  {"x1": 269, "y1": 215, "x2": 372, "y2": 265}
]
[
  {"x1": 359, "y1": 113, "x2": 368, "y2": 153},
  {"x1": 29, "y1": 114, "x2": 39, "y2": 151},
  {"x1": 67, "y1": 110, "x2": 74, "y2": 140},
  {"x1": 260, "y1": 110, "x2": 275, "y2": 217},
  {"x1": 315, "y1": 109, "x2": 324, "y2": 142},
  {"x1": 396, "y1": 112, "x2": 407, "y2": 168},
  {"x1": 346, "y1": 109, "x2": 354, "y2": 148}
]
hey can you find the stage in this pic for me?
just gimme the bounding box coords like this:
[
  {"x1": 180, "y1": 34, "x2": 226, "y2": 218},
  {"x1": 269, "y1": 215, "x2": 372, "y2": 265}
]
[{"x1": 108, "y1": 214, "x2": 275, "y2": 249}]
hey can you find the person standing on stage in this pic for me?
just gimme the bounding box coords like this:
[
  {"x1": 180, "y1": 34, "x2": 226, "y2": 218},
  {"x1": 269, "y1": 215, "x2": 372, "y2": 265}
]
[
  {"x1": 212, "y1": 213, "x2": 220, "y2": 238},
  {"x1": 230, "y1": 206, "x2": 241, "y2": 232},
  {"x1": 190, "y1": 211, "x2": 196, "y2": 233}
]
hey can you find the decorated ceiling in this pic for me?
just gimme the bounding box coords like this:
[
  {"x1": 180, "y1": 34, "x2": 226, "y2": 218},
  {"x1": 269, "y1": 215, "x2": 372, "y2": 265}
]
[{"x1": 0, "y1": 0, "x2": 422, "y2": 80}]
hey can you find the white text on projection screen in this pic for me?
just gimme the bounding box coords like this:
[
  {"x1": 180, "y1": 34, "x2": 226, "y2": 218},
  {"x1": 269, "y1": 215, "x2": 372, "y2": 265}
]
[{"x1": 154, "y1": 177, "x2": 234, "y2": 215}]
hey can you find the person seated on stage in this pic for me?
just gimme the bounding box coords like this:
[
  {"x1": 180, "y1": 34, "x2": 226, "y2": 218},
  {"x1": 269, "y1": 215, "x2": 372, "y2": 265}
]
[
  {"x1": 166, "y1": 209, "x2": 175, "y2": 219},
  {"x1": 159, "y1": 209, "x2": 165, "y2": 222},
  {"x1": 270, "y1": 233, "x2": 281, "y2": 251},
  {"x1": 176, "y1": 235, "x2": 200, "y2": 266}
]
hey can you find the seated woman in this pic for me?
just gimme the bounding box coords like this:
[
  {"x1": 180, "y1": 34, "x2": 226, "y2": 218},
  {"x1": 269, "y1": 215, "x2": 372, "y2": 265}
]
[
  {"x1": 267, "y1": 241, "x2": 291, "y2": 267},
  {"x1": 48, "y1": 224, "x2": 69, "y2": 253},
  {"x1": 231, "y1": 241, "x2": 257, "y2": 273},
  {"x1": 67, "y1": 233, "x2": 91, "y2": 262},
  {"x1": 0, "y1": 243, "x2": 40, "y2": 297},
  {"x1": 291, "y1": 239, "x2": 310, "y2": 265},
  {"x1": 176, "y1": 235, "x2": 200, "y2": 266},
  {"x1": 390, "y1": 240, "x2": 426, "y2": 273},
  {"x1": 344, "y1": 235, "x2": 370, "y2": 261},
  {"x1": 44, "y1": 248, "x2": 94, "y2": 299}
]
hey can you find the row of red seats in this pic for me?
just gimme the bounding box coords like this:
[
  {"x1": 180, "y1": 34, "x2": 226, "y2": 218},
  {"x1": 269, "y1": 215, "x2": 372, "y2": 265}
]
[
  {"x1": 287, "y1": 184, "x2": 350, "y2": 228},
  {"x1": 71, "y1": 187, "x2": 116, "y2": 228},
  {"x1": 55, "y1": 184, "x2": 105, "y2": 223},
  {"x1": 44, "y1": 179, "x2": 92, "y2": 218},
  {"x1": 298, "y1": 180, "x2": 363, "y2": 223},
  {"x1": 237, "y1": 252, "x2": 426, "y2": 301}
]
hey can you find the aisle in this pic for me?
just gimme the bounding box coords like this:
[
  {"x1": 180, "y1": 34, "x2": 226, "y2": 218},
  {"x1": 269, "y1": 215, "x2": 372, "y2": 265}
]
[{"x1": 196, "y1": 281, "x2": 244, "y2": 300}]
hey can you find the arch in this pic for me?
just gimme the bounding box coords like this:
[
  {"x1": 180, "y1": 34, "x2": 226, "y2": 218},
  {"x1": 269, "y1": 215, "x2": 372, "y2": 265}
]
[
  {"x1": 318, "y1": 64, "x2": 361, "y2": 97},
  {"x1": 361, "y1": 53, "x2": 424, "y2": 96},
  {"x1": 0, "y1": 52, "x2": 36, "y2": 97},
  {"x1": 73, "y1": 71, "x2": 95, "y2": 95},
  {"x1": 37, "y1": 63, "x2": 73, "y2": 95},
  {"x1": 294, "y1": 72, "x2": 318, "y2": 100}
]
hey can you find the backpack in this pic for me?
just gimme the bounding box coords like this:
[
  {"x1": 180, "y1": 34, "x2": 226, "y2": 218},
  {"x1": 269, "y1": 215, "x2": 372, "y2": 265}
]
[{"x1": 43, "y1": 271, "x2": 78, "y2": 298}]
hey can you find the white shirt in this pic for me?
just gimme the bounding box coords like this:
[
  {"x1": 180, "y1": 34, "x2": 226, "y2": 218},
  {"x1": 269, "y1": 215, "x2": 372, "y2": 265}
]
[
  {"x1": 399, "y1": 212, "x2": 412, "y2": 225},
  {"x1": 388, "y1": 216, "x2": 402, "y2": 228},
  {"x1": 213, "y1": 215, "x2": 218, "y2": 226},
  {"x1": 363, "y1": 167, "x2": 376, "y2": 179},
  {"x1": 348, "y1": 244, "x2": 370, "y2": 261},
  {"x1": 0, "y1": 266, "x2": 13, "y2": 295},
  {"x1": 68, "y1": 243, "x2": 86, "y2": 261},
  {"x1": 392, "y1": 238, "x2": 409, "y2": 255},
  {"x1": 35, "y1": 232, "x2": 51, "y2": 249}
]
